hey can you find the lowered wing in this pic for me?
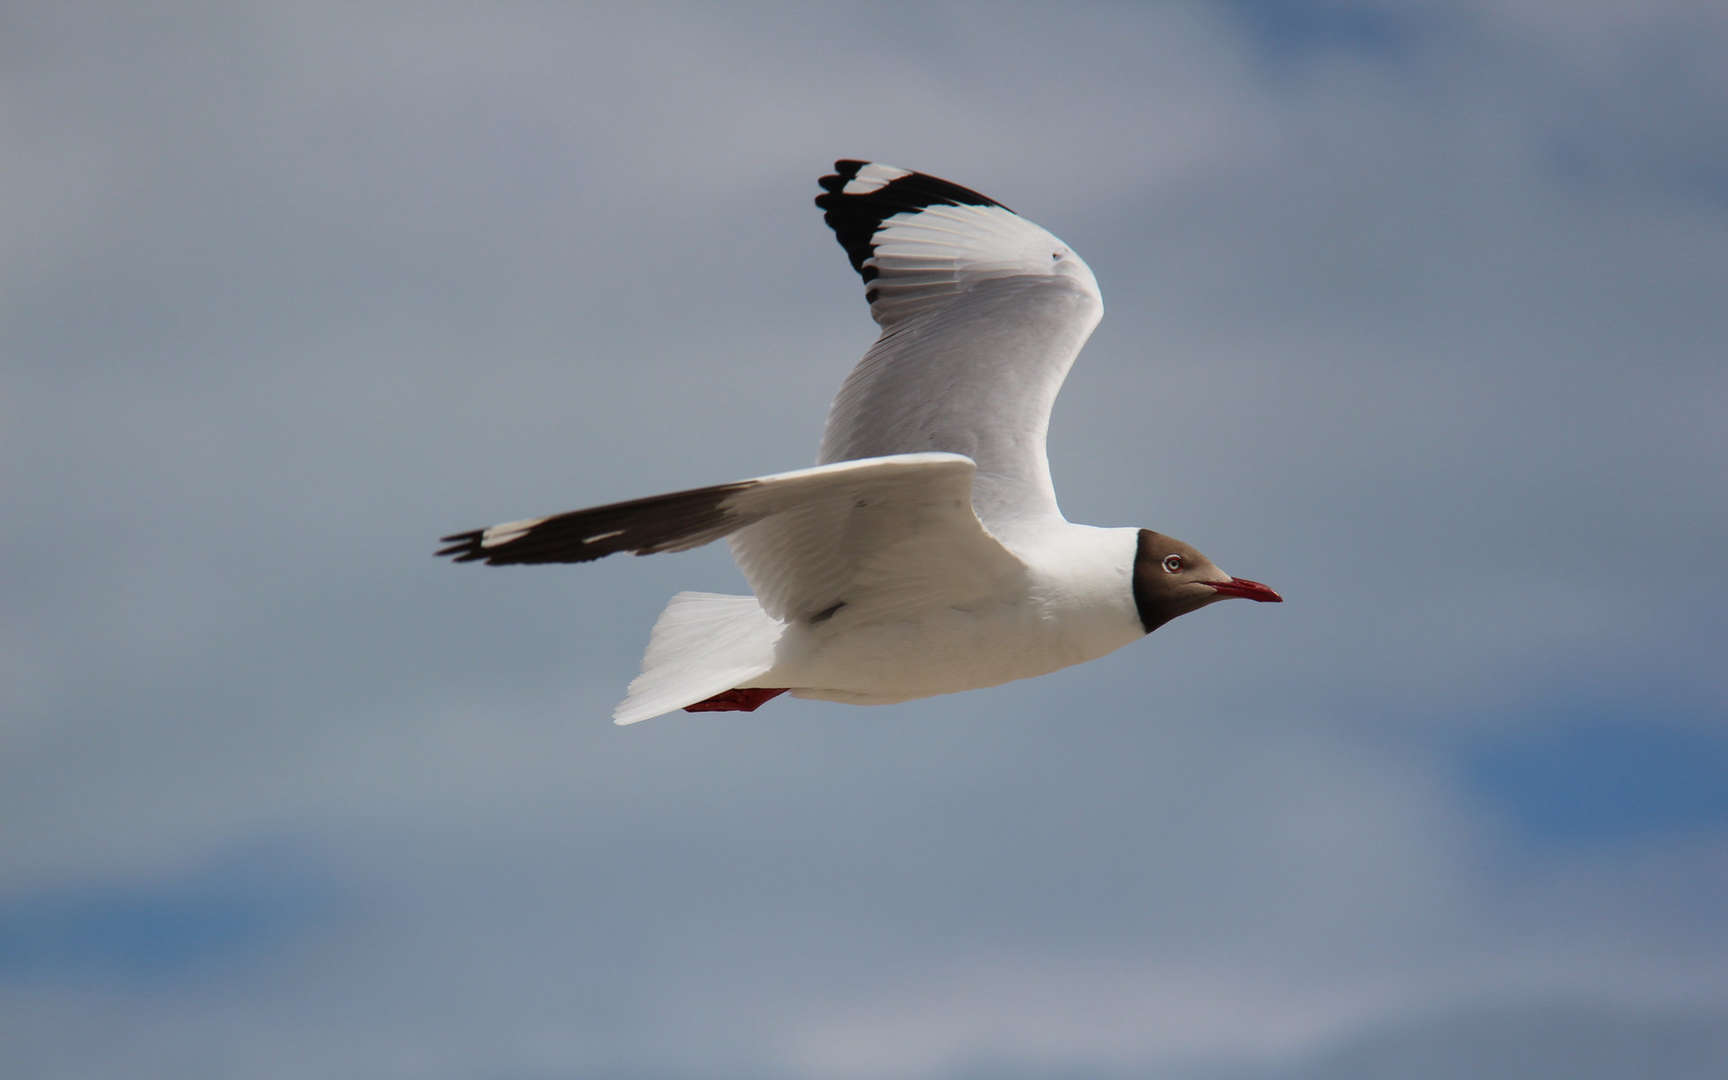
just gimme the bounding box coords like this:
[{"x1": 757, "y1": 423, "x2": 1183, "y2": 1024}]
[{"x1": 438, "y1": 452, "x2": 1025, "y2": 624}]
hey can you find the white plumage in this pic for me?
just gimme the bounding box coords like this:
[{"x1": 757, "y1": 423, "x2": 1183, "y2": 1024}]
[{"x1": 438, "y1": 161, "x2": 1280, "y2": 724}]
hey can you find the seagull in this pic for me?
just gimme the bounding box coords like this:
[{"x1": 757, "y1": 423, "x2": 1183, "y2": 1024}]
[{"x1": 438, "y1": 160, "x2": 1281, "y2": 725}]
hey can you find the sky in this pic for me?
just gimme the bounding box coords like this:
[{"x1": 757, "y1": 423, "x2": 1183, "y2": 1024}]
[{"x1": 4, "y1": 2, "x2": 1726, "y2": 1077}]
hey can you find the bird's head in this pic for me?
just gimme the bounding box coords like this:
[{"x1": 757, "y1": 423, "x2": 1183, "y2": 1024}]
[{"x1": 1132, "y1": 529, "x2": 1282, "y2": 634}]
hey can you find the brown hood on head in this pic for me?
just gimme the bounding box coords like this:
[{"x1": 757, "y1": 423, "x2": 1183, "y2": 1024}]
[{"x1": 1133, "y1": 529, "x2": 1281, "y2": 634}]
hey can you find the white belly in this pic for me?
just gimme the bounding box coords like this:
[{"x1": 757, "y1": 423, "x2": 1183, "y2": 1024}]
[{"x1": 758, "y1": 558, "x2": 1145, "y2": 705}]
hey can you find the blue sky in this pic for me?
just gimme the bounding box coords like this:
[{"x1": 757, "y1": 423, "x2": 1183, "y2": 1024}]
[{"x1": 4, "y1": 3, "x2": 1725, "y2": 1077}]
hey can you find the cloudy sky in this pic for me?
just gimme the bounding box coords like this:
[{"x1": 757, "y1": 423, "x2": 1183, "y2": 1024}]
[{"x1": 5, "y1": 2, "x2": 1726, "y2": 1077}]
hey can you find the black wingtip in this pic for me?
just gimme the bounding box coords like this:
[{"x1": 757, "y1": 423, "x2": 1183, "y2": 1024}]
[
  {"x1": 431, "y1": 477, "x2": 758, "y2": 569},
  {"x1": 813, "y1": 159, "x2": 871, "y2": 201},
  {"x1": 435, "y1": 530, "x2": 489, "y2": 563},
  {"x1": 814, "y1": 160, "x2": 1009, "y2": 280}
]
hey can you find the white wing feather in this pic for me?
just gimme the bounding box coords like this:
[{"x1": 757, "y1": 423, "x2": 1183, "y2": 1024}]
[
  {"x1": 727, "y1": 454, "x2": 1025, "y2": 623},
  {"x1": 814, "y1": 162, "x2": 1104, "y2": 529},
  {"x1": 441, "y1": 452, "x2": 1025, "y2": 625}
]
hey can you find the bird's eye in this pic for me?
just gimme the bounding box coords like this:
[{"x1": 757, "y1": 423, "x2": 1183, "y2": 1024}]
[{"x1": 1162, "y1": 554, "x2": 1184, "y2": 573}]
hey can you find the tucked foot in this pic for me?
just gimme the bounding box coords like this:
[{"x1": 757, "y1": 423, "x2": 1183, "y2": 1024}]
[{"x1": 683, "y1": 687, "x2": 790, "y2": 713}]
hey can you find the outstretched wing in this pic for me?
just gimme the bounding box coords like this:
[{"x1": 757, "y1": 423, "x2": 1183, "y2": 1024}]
[
  {"x1": 438, "y1": 452, "x2": 1025, "y2": 623},
  {"x1": 813, "y1": 160, "x2": 1104, "y2": 529}
]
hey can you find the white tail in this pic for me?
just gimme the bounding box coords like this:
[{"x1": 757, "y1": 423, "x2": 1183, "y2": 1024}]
[{"x1": 612, "y1": 592, "x2": 783, "y2": 725}]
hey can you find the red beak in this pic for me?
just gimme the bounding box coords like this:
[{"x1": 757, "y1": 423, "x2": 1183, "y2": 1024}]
[{"x1": 1209, "y1": 577, "x2": 1283, "y2": 603}]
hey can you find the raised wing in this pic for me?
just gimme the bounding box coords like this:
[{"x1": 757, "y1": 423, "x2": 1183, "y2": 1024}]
[
  {"x1": 813, "y1": 161, "x2": 1104, "y2": 529},
  {"x1": 438, "y1": 452, "x2": 1025, "y2": 623}
]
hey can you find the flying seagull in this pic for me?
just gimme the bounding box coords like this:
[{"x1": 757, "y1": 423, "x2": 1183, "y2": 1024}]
[{"x1": 438, "y1": 160, "x2": 1281, "y2": 724}]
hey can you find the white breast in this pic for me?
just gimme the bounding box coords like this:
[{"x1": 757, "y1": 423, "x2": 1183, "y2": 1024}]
[{"x1": 758, "y1": 525, "x2": 1144, "y2": 704}]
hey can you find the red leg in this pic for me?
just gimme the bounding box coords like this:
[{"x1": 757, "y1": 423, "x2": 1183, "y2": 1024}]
[{"x1": 683, "y1": 687, "x2": 790, "y2": 713}]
